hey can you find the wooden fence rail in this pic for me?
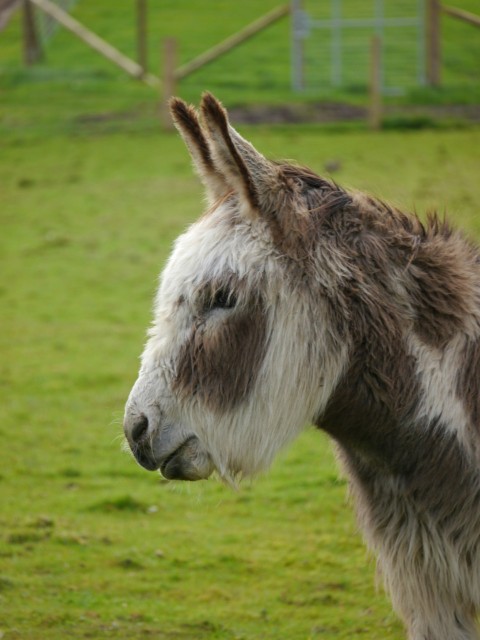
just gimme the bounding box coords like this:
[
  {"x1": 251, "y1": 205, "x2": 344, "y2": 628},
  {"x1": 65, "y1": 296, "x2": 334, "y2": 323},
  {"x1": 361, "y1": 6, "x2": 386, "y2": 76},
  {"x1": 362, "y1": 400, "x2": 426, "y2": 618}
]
[
  {"x1": 28, "y1": 0, "x2": 160, "y2": 87},
  {"x1": 174, "y1": 4, "x2": 290, "y2": 81},
  {"x1": 442, "y1": 4, "x2": 480, "y2": 28}
]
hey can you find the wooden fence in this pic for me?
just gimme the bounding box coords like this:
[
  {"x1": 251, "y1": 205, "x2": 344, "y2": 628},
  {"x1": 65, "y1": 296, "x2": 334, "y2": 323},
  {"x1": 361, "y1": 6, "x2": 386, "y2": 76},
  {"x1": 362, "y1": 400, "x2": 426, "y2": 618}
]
[
  {"x1": 28, "y1": 0, "x2": 160, "y2": 86},
  {"x1": 426, "y1": 0, "x2": 480, "y2": 87},
  {"x1": 12, "y1": 0, "x2": 480, "y2": 130},
  {"x1": 18, "y1": 0, "x2": 290, "y2": 127},
  {"x1": 160, "y1": 4, "x2": 290, "y2": 127}
]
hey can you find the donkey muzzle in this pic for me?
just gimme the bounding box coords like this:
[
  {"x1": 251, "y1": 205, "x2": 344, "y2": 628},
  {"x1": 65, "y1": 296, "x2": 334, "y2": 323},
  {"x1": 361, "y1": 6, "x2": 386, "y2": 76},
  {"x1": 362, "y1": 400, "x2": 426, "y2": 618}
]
[{"x1": 123, "y1": 411, "x2": 214, "y2": 481}]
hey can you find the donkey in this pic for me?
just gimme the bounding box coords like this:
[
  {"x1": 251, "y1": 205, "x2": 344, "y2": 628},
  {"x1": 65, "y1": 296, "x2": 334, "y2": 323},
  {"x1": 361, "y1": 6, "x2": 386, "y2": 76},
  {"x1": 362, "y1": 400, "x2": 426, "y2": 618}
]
[{"x1": 124, "y1": 93, "x2": 480, "y2": 639}]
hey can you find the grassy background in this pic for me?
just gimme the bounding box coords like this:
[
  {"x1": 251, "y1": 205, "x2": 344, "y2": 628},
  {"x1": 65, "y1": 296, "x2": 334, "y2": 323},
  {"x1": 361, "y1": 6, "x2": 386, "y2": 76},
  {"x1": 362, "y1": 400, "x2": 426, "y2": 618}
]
[
  {"x1": 1, "y1": 0, "x2": 480, "y2": 137},
  {"x1": 1, "y1": 2, "x2": 480, "y2": 639}
]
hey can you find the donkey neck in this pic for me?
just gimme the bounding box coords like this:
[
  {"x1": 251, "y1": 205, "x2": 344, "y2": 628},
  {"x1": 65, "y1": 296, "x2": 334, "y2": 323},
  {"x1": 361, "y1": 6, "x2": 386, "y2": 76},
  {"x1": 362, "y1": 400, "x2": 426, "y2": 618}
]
[
  {"x1": 316, "y1": 345, "x2": 419, "y2": 475},
  {"x1": 315, "y1": 346, "x2": 479, "y2": 520}
]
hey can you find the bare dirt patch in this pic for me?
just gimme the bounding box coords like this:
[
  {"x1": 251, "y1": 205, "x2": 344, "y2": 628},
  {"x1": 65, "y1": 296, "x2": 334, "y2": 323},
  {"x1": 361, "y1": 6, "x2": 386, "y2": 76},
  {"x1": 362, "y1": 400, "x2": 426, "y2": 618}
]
[
  {"x1": 229, "y1": 102, "x2": 480, "y2": 125},
  {"x1": 229, "y1": 102, "x2": 367, "y2": 124}
]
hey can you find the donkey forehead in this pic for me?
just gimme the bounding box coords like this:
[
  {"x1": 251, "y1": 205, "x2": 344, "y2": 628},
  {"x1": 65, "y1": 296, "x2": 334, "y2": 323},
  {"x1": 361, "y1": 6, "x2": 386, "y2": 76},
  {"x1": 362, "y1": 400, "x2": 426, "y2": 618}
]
[{"x1": 160, "y1": 201, "x2": 275, "y2": 298}]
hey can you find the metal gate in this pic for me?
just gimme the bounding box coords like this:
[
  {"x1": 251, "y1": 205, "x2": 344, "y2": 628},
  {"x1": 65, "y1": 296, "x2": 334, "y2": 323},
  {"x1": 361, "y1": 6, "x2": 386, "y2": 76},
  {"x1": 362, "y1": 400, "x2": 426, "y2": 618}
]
[{"x1": 291, "y1": 0, "x2": 426, "y2": 95}]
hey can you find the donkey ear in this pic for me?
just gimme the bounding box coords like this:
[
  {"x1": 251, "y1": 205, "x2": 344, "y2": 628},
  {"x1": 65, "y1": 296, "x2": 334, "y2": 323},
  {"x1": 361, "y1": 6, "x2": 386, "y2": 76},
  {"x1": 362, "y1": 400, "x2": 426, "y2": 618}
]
[
  {"x1": 170, "y1": 97, "x2": 228, "y2": 204},
  {"x1": 199, "y1": 93, "x2": 278, "y2": 213}
]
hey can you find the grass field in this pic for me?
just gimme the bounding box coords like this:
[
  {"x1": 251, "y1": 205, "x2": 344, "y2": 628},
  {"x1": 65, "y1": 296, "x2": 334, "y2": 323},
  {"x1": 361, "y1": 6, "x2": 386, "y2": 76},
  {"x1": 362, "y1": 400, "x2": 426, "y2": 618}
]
[
  {"x1": 1, "y1": 0, "x2": 480, "y2": 139},
  {"x1": 2, "y1": 120, "x2": 480, "y2": 639},
  {"x1": 1, "y1": 2, "x2": 480, "y2": 639}
]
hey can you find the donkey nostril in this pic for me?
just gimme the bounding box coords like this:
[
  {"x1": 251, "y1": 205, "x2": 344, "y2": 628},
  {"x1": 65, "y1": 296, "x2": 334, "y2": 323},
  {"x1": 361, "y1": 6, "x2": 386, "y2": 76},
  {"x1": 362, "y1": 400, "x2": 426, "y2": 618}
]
[{"x1": 131, "y1": 414, "x2": 149, "y2": 443}]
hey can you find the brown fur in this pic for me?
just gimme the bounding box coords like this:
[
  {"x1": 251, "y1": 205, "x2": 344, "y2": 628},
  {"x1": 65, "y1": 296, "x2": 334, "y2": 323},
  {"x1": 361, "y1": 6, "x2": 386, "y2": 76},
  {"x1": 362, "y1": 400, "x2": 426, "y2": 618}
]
[
  {"x1": 274, "y1": 175, "x2": 478, "y2": 352},
  {"x1": 172, "y1": 278, "x2": 267, "y2": 414},
  {"x1": 409, "y1": 217, "x2": 478, "y2": 348},
  {"x1": 457, "y1": 336, "x2": 480, "y2": 431}
]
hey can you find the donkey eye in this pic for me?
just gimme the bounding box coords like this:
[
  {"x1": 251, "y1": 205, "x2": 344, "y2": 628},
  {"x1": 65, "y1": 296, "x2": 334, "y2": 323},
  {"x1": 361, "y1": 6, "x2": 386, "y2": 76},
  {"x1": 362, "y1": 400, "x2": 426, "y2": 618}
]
[{"x1": 210, "y1": 288, "x2": 236, "y2": 310}]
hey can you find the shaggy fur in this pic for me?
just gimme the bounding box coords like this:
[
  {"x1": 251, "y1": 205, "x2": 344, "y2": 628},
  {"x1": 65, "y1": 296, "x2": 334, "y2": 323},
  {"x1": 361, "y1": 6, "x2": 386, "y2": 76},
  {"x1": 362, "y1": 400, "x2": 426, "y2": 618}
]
[{"x1": 124, "y1": 93, "x2": 480, "y2": 639}]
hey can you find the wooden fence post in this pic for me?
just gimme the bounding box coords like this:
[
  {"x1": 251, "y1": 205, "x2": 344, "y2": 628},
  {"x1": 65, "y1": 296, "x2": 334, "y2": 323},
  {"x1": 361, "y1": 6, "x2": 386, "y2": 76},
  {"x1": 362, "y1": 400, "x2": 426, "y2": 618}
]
[
  {"x1": 291, "y1": 0, "x2": 305, "y2": 91},
  {"x1": 136, "y1": 0, "x2": 148, "y2": 77},
  {"x1": 161, "y1": 37, "x2": 177, "y2": 130},
  {"x1": 426, "y1": 0, "x2": 441, "y2": 86},
  {"x1": 22, "y1": 0, "x2": 42, "y2": 65},
  {"x1": 369, "y1": 35, "x2": 382, "y2": 130}
]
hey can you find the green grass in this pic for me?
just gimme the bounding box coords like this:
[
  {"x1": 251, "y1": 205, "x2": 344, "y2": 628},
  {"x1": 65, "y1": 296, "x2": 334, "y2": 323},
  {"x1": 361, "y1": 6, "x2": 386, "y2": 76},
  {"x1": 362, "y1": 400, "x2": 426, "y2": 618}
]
[
  {"x1": 1, "y1": 120, "x2": 480, "y2": 639},
  {"x1": 0, "y1": 0, "x2": 479, "y2": 139}
]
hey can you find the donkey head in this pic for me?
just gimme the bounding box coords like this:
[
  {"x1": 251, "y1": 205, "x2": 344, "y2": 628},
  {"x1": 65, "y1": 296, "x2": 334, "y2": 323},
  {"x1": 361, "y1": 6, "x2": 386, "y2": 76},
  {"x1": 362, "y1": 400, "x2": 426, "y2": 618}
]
[{"x1": 123, "y1": 94, "x2": 347, "y2": 483}]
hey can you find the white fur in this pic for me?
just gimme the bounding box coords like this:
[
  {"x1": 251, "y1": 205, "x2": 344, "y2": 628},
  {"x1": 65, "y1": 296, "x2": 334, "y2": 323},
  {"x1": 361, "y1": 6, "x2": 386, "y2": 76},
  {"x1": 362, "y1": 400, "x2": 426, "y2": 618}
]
[{"x1": 409, "y1": 333, "x2": 476, "y2": 451}]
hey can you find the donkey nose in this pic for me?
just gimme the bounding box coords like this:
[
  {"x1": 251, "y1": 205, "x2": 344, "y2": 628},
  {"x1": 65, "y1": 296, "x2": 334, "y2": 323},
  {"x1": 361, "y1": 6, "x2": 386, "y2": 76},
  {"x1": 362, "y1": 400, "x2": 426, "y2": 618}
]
[{"x1": 130, "y1": 414, "x2": 149, "y2": 443}]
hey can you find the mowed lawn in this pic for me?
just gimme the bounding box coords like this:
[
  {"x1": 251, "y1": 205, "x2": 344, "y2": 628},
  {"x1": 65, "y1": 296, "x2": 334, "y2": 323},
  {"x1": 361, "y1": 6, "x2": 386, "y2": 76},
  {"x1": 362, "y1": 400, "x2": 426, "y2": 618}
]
[{"x1": 1, "y1": 119, "x2": 480, "y2": 640}]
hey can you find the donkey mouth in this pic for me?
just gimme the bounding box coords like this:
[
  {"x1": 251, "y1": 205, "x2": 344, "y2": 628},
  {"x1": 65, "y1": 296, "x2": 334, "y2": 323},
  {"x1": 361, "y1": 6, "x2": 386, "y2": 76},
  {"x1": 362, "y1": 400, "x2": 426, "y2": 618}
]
[
  {"x1": 129, "y1": 431, "x2": 213, "y2": 481},
  {"x1": 159, "y1": 435, "x2": 201, "y2": 480},
  {"x1": 131, "y1": 445, "x2": 159, "y2": 472}
]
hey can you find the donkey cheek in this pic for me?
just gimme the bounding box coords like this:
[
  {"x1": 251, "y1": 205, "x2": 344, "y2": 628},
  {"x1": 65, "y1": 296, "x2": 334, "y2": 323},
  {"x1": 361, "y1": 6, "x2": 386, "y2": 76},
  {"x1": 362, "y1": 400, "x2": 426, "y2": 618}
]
[{"x1": 173, "y1": 310, "x2": 267, "y2": 413}]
